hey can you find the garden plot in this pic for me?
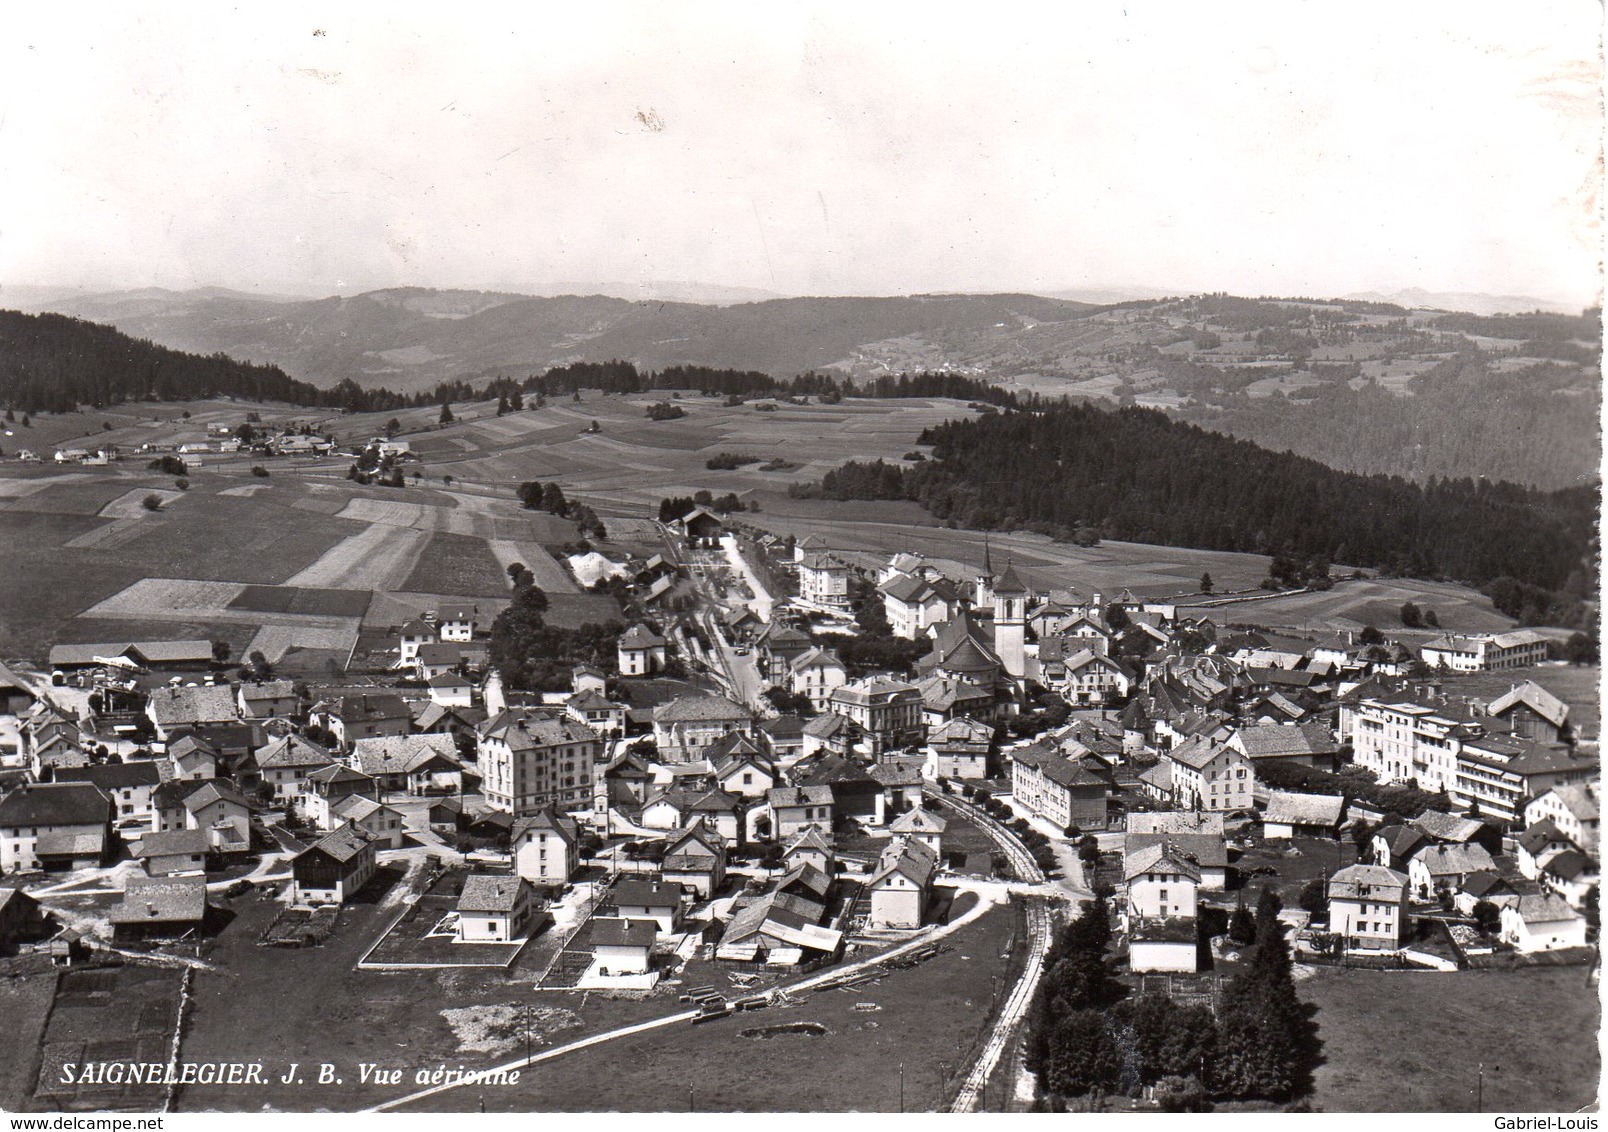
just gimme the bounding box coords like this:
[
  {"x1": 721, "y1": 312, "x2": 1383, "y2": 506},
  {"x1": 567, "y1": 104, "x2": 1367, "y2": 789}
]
[
  {"x1": 85, "y1": 577, "x2": 246, "y2": 617},
  {"x1": 284, "y1": 524, "x2": 432, "y2": 590}
]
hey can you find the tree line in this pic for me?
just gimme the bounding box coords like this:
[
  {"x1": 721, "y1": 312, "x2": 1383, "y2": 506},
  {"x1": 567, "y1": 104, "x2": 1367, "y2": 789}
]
[{"x1": 794, "y1": 401, "x2": 1595, "y2": 596}]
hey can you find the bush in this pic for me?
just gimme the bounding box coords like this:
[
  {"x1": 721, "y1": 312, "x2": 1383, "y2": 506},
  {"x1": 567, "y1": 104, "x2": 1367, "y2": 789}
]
[
  {"x1": 1155, "y1": 1075, "x2": 1209, "y2": 1112},
  {"x1": 141, "y1": 493, "x2": 163, "y2": 512},
  {"x1": 250, "y1": 465, "x2": 270, "y2": 478},
  {"x1": 705, "y1": 452, "x2": 760, "y2": 470},
  {"x1": 174, "y1": 477, "x2": 190, "y2": 490}
]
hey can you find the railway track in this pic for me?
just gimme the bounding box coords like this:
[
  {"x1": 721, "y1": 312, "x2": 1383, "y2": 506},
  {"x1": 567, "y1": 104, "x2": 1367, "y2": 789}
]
[{"x1": 927, "y1": 789, "x2": 1054, "y2": 1111}]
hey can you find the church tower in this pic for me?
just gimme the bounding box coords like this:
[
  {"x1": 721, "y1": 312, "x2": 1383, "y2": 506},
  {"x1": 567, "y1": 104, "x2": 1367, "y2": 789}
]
[
  {"x1": 974, "y1": 536, "x2": 995, "y2": 614},
  {"x1": 991, "y1": 559, "x2": 1028, "y2": 680}
]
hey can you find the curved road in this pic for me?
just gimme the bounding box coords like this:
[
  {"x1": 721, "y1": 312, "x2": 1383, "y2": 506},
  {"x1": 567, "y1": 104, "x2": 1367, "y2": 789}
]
[{"x1": 927, "y1": 789, "x2": 1061, "y2": 1113}]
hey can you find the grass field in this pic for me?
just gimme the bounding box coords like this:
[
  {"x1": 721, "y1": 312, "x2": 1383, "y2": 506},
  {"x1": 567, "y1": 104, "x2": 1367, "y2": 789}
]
[
  {"x1": 1434, "y1": 663, "x2": 1602, "y2": 740},
  {"x1": 402, "y1": 896, "x2": 1021, "y2": 1114},
  {"x1": 1184, "y1": 576, "x2": 1518, "y2": 634},
  {"x1": 1302, "y1": 965, "x2": 1599, "y2": 1112},
  {"x1": 401, "y1": 532, "x2": 518, "y2": 597},
  {"x1": 0, "y1": 969, "x2": 57, "y2": 1112}
]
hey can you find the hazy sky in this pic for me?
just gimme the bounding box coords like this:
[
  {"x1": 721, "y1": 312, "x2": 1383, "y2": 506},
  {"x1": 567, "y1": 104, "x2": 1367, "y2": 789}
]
[{"x1": 1, "y1": 3, "x2": 1601, "y2": 304}]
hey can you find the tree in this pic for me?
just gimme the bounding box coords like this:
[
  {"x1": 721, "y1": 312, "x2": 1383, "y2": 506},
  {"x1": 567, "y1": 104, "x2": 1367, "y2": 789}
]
[
  {"x1": 384, "y1": 417, "x2": 401, "y2": 437},
  {"x1": 541, "y1": 482, "x2": 568, "y2": 515},
  {"x1": 439, "y1": 402, "x2": 454, "y2": 425},
  {"x1": 1470, "y1": 899, "x2": 1502, "y2": 935},
  {"x1": 1228, "y1": 900, "x2": 1257, "y2": 946},
  {"x1": 1422, "y1": 609, "x2": 1440, "y2": 628},
  {"x1": 211, "y1": 640, "x2": 232, "y2": 664},
  {"x1": 1105, "y1": 603, "x2": 1130, "y2": 632},
  {"x1": 1400, "y1": 601, "x2": 1423, "y2": 628},
  {"x1": 495, "y1": 393, "x2": 509, "y2": 416},
  {"x1": 141, "y1": 494, "x2": 163, "y2": 512},
  {"x1": 1154, "y1": 1075, "x2": 1209, "y2": 1113},
  {"x1": 1358, "y1": 624, "x2": 1384, "y2": 646},
  {"x1": 1043, "y1": 1010, "x2": 1121, "y2": 1098},
  {"x1": 1565, "y1": 631, "x2": 1599, "y2": 665},
  {"x1": 248, "y1": 650, "x2": 274, "y2": 679},
  {"x1": 1297, "y1": 879, "x2": 1327, "y2": 922},
  {"x1": 1200, "y1": 572, "x2": 1214, "y2": 594},
  {"x1": 250, "y1": 465, "x2": 270, "y2": 478},
  {"x1": 1214, "y1": 887, "x2": 1312, "y2": 1101}
]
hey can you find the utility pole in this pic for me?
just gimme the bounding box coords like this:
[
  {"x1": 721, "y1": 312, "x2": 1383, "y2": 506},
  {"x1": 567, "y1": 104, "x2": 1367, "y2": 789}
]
[{"x1": 899, "y1": 1062, "x2": 905, "y2": 1113}]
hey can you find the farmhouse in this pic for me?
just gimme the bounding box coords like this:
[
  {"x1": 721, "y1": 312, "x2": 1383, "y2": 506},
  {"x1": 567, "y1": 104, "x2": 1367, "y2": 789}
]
[
  {"x1": 48, "y1": 640, "x2": 214, "y2": 673},
  {"x1": 146, "y1": 685, "x2": 240, "y2": 741},
  {"x1": 56, "y1": 760, "x2": 162, "y2": 829},
  {"x1": 166, "y1": 733, "x2": 219, "y2": 781},
  {"x1": 455, "y1": 874, "x2": 538, "y2": 943},
  {"x1": 436, "y1": 603, "x2": 479, "y2": 642},
  {"x1": 587, "y1": 917, "x2": 656, "y2": 975},
  {"x1": 110, "y1": 875, "x2": 211, "y2": 941},
  {"x1": 154, "y1": 780, "x2": 251, "y2": 853},
  {"x1": 318, "y1": 693, "x2": 412, "y2": 746},
  {"x1": 350, "y1": 734, "x2": 462, "y2": 794},
  {"x1": 608, "y1": 879, "x2": 682, "y2": 932},
  {"x1": 329, "y1": 795, "x2": 405, "y2": 849},
  {"x1": 1525, "y1": 784, "x2": 1598, "y2": 853},
  {"x1": 131, "y1": 828, "x2": 212, "y2": 876},
  {"x1": 1260, "y1": 791, "x2": 1345, "y2": 839},
  {"x1": 1228, "y1": 722, "x2": 1339, "y2": 771},
  {"x1": 0, "y1": 887, "x2": 47, "y2": 953},
  {"x1": 254, "y1": 734, "x2": 336, "y2": 801},
  {"x1": 0, "y1": 783, "x2": 112, "y2": 872},
  {"x1": 1407, "y1": 842, "x2": 1496, "y2": 899},
  {"x1": 1487, "y1": 681, "x2": 1571, "y2": 743},
  {"x1": 291, "y1": 824, "x2": 377, "y2": 905},
  {"x1": 717, "y1": 890, "x2": 840, "y2": 963},
  {"x1": 237, "y1": 679, "x2": 300, "y2": 720}
]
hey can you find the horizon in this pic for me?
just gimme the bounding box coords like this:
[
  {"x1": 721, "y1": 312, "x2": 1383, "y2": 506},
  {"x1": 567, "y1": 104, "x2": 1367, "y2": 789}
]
[{"x1": 1, "y1": 4, "x2": 1600, "y2": 310}]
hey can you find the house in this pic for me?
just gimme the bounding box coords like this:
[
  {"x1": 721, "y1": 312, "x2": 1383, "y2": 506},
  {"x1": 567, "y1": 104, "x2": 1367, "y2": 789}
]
[
  {"x1": 797, "y1": 553, "x2": 851, "y2": 610},
  {"x1": 801, "y1": 712, "x2": 861, "y2": 760},
  {"x1": 1421, "y1": 631, "x2": 1549, "y2": 672},
  {"x1": 155, "y1": 779, "x2": 251, "y2": 853},
  {"x1": 300, "y1": 765, "x2": 379, "y2": 831},
  {"x1": 1327, "y1": 864, "x2": 1410, "y2": 950},
  {"x1": 398, "y1": 620, "x2": 436, "y2": 667},
  {"x1": 759, "y1": 714, "x2": 806, "y2": 763},
  {"x1": 1122, "y1": 832, "x2": 1229, "y2": 890},
  {"x1": 426, "y1": 671, "x2": 474, "y2": 708},
  {"x1": 1048, "y1": 649, "x2": 1132, "y2": 707},
  {"x1": 1500, "y1": 892, "x2": 1588, "y2": 953},
  {"x1": 678, "y1": 508, "x2": 724, "y2": 548},
  {"x1": 887, "y1": 806, "x2": 947, "y2": 854},
  {"x1": 827, "y1": 676, "x2": 924, "y2": 753},
  {"x1": 318, "y1": 693, "x2": 413, "y2": 747},
  {"x1": 131, "y1": 828, "x2": 212, "y2": 876},
  {"x1": 1487, "y1": 681, "x2": 1571, "y2": 743},
  {"x1": 109, "y1": 875, "x2": 210, "y2": 941},
  {"x1": 925, "y1": 716, "x2": 993, "y2": 780},
  {"x1": 766, "y1": 785, "x2": 835, "y2": 841},
  {"x1": 717, "y1": 888, "x2": 840, "y2": 963},
  {"x1": 0, "y1": 887, "x2": 47, "y2": 953},
  {"x1": 1408, "y1": 809, "x2": 1487, "y2": 846},
  {"x1": 1525, "y1": 784, "x2": 1599, "y2": 853},
  {"x1": 146, "y1": 686, "x2": 240, "y2": 741},
  {"x1": 436, "y1": 603, "x2": 479, "y2": 642},
  {"x1": 866, "y1": 836, "x2": 938, "y2": 929},
  {"x1": 413, "y1": 701, "x2": 487, "y2": 741},
  {"x1": 711, "y1": 745, "x2": 776, "y2": 798},
  {"x1": 1515, "y1": 820, "x2": 1575, "y2": 880},
  {"x1": 756, "y1": 623, "x2": 814, "y2": 685},
  {"x1": 166, "y1": 732, "x2": 219, "y2": 781},
  {"x1": 1373, "y1": 823, "x2": 1428, "y2": 871},
  {"x1": 0, "y1": 660, "x2": 36, "y2": 715},
  {"x1": 0, "y1": 783, "x2": 112, "y2": 872},
  {"x1": 55, "y1": 761, "x2": 163, "y2": 830},
  {"x1": 350, "y1": 734, "x2": 462, "y2": 795},
  {"x1": 1161, "y1": 736, "x2": 1253, "y2": 813},
  {"x1": 660, "y1": 821, "x2": 727, "y2": 897},
  {"x1": 588, "y1": 917, "x2": 656, "y2": 974},
  {"x1": 478, "y1": 711, "x2": 600, "y2": 814},
  {"x1": 254, "y1": 734, "x2": 336, "y2": 802},
  {"x1": 608, "y1": 879, "x2": 682, "y2": 932},
  {"x1": 650, "y1": 694, "x2": 753, "y2": 764},
  {"x1": 1538, "y1": 849, "x2": 1598, "y2": 910},
  {"x1": 1454, "y1": 737, "x2": 1598, "y2": 825},
  {"x1": 414, "y1": 642, "x2": 466, "y2": 681},
  {"x1": 455, "y1": 874, "x2": 538, "y2": 942},
  {"x1": 1010, "y1": 744, "x2": 1111, "y2": 830},
  {"x1": 1454, "y1": 871, "x2": 1519, "y2": 916},
  {"x1": 330, "y1": 795, "x2": 405, "y2": 849},
  {"x1": 291, "y1": 823, "x2": 377, "y2": 904},
  {"x1": 237, "y1": 680, "x2": 300, "y2": 720},
  {"x1": 880, "y1": 572, "x2": 960, "y2": 640},
  {"x1": 1128, "y1": 917, "x2": 1200, "y2": 974},
  {"x1": 1260, "y1": 792, "x2": 1346, "y2": 839},
  {"x1": 616, "y1": 625, "x2": 667, "y2": 676},
  {"x1": 565, "y1": 690, "x2": 627, "y2": 735},
  {"x1": 788, "y1": 647, "x2": 848, "y2": 712},
  {"x1": 777, "y1": 860, "x2": 833, "y2": 903},
  {"x1": 1229, "y1": 722, "x2": 1339, "y2": 771},
  {"x1": 512, "y1": 806, "x2": 579, "y2": 887},
  {"x1": 869, "y1": 759, "x2": 926, "y2": 821},
  {"x1": 915, "y1": 674, "x2": 995, "y2": 728},
  {"x1": 782, "y1": 827, "x2": 834, "y2": 873},
  {"x1": 1407, "y1": 842, "x2": 1496, "y2": 899},
  {"x1": 1125, "y1": 841, "x2": 1200, "y2": 920}
]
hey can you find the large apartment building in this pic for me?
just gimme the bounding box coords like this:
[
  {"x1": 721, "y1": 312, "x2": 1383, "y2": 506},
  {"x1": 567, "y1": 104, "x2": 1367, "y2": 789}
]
[
  {"x1": 1419, "y1": 631, "x2": 1549, "y2": 673},
  {"x1": 477, "y1": 711, "x2": 601, "y2": 815}
]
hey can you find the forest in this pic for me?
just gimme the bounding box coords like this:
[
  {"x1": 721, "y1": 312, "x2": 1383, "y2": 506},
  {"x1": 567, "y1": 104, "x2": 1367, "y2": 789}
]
[{"x1": 795, "y1": 401, "x2": 1596, "y2": 596}]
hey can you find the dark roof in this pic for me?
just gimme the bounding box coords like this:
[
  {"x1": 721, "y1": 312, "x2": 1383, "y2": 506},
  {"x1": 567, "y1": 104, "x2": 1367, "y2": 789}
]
[
  {"x1": 0, "y1": 783, "x2": 111, "y2": 828},
  {"x1": 457, "y1": 874, "x2": 531, "y2": 913},
  {"x1": 109, "y1": 876, "x2": 207, "y2": 925},
  {"x1": 610, "y1": 879, "x2": 681, "y2": 908},
  {"x1": 56, "y1": 761, "x2": 163, "y2": 790},
  {"x1": 589, "y1": 916, "x2": 657, "y2": 948},
  {"x1": 300, "y1": 823, "x2": 374, "y2": 865}
]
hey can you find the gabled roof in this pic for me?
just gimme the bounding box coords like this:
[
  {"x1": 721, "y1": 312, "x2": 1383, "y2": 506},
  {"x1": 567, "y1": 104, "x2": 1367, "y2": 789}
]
[
  {"x1": 777, "y1": 861, "x2": 832, "y2": 900},
  {"x1": 1488, "y1": 681, "x2": 1570, "y2": 730},
  {"x1": 1165, "y1": 735, "x2": 1238, "y2": 771},
  {"x1": 651, "y1": 693, "x2": 751, "y2": 723},
  {"x1": 619, "y1": 624, "x2": 666, "y2": 649},
  {"x1": 1262, "y1": 791, "x2": 1345, "y2": 828},
  {"x1": 783, "y1": 827, "x2": 833, "y2": 858},
  {"x1": 147, "y1": 685, "x2": 240, "y2": 727},
  {"x1": 300, "y1": 822, "x2": 374, "y2": 864},
  {"x1": 928, "y1": 715, "x2": 993, "y2": 748},
  {"x1": 110, "y1": 875, "x2": 207, "y2": 925},
  {"x1": 768, "y1": 785, "x2": 835, "y2": 808},
  {"x1": 329, "y1": 693, "x2": 412, "y2": 724},
  {"x1": 1233, "y1": 722, "x2": 1337, "y2": 760},
  {"x1": 590, "y1": 916, "x2": 657, "y2": 948},
  {"x1": 254, "y1": 734, "x2": 335, "y2": 770},
  {"x1": 1539, "y1": 783, "x2": 1599, "y2": 824},
  {"x1": 331, "y1": 795, "x2": 392, "y2": 824},
  {"x1": 1124, "y1": 841, "x2": 1203, "y2": 882},
  {"x1": 1376, "y1": 824, "x2": 1427, "y2": 860},
  {"x1": 1413, "y1": 842, "x2": 1495, "y2": 877},
  {"x1": 181, "y1": 780, "x2": 250, "y2": 812},
  {"x1": 0, "y1": 783, "x2": 111, "y2": 828},
  {"x1": 132, "y1": 828, "x2": 212, "y2": 859},
  {"x1": 1127, "y1": 811, "x2": 1226, "y2": 836},
  {"x1": 802, "y1": 712, "x2": 860, "y2": 740},
  {"x1": 1011, "y1": 743, "x2": 1110, "y2": 790},
  {"x1": 1408, "y1": 810, "x2": 1485, "y2": 844},
  {"x1": 512, "y1": 805, "x2": 579, "y2": 845},
  {"x1": 663, "y1": 820, "x2": 723, "y2": 860},
  {"x1": 350, "y1": 734, "x2": 460, "y2": 777},
  {"x1": 55, "y1": 760, "x2": 163, "y2": 790},
  {"x1": 789, "y1": 646, "x2": 846, "y2": 675},
  {"x1": 239, "y1": 679, "x2": 298, "y2": 703},
  {"x1": 482, "y1": 711, "x2": 600, "y2": 750},
  {"x1": 457, "y1": 874, "x2": 531, "y2": 913},
  {"x1": 1122, "y1": 831, "x2": 1228, "y2": 868},
  {"x1": 610, "y1": 878, "x2": 681, "y2": 909},
  {"x1": 1511, "y1": 892, "x2": 1580, "y2": 926},
  {"x1": 868, "y1": 760, "x2": 925, "y2": 788},
  {"x1": 1543, "y1": 849, "x2": 1595, "y2": 882},
  {"x1": 1327, "y1": 864, "x2": 1408, "y2": 901},
  {"x1": 799, "y1": 754, "x2": 877, "y2": 787},
  {"x1": 869, "y1": 835, "x2": 938, "y2": 888},
  {"x1": 1516, "y1": 819, "x2": 1571, "y2": 856}
]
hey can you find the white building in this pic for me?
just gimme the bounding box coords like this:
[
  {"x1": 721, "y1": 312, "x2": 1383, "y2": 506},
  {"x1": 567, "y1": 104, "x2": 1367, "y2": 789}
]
[
  {"x1": 1420, "y1": 631, "x2": 1549, "y2": 673},
  {"x1": 1327, "y1": 864, "x2": 1409, "y2": 950}
]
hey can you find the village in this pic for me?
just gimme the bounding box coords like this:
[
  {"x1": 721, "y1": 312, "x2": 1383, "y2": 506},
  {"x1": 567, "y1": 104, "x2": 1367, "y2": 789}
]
[{"x1": 0, "y1": 467, "x2": 1597, "y2": 1114}]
